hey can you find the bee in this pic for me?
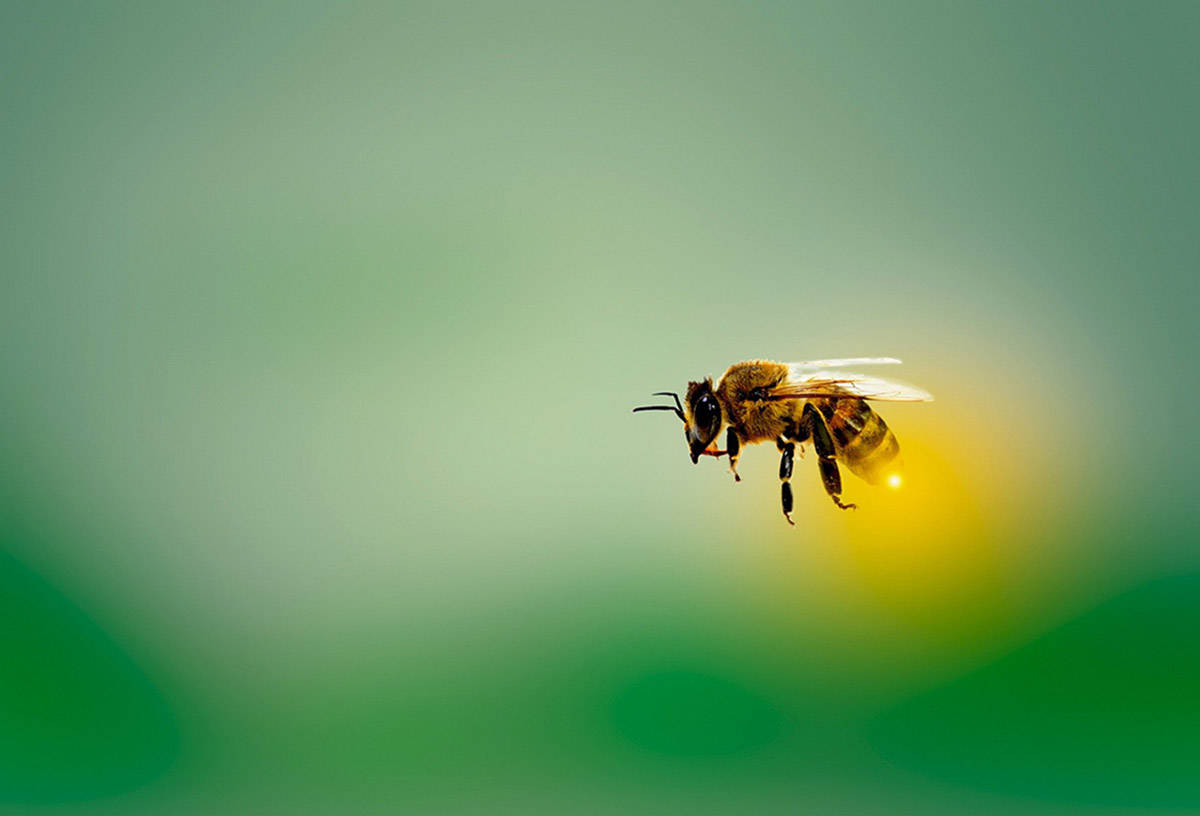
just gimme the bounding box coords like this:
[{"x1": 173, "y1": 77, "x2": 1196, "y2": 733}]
[{"x1": 632, "y1": 358, "x2": 932, "y2": 523}]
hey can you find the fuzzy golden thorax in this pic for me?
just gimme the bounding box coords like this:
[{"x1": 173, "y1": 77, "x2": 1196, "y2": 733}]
[{"x1": 714, "y1": 359, "x2": 796, "y2": 444}]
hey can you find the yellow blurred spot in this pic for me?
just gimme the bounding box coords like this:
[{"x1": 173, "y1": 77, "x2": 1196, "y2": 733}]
[
  {"x1": 801, "y1": 430, "x2": 1009, "y2": 633},
  {"x1": 753, "y1": 404, "x2": 1045, "y2": 647}
]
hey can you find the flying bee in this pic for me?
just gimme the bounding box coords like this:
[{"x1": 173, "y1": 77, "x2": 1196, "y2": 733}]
[{"x1": 632, "y1": 358, "x2": 932, "y2": 523}]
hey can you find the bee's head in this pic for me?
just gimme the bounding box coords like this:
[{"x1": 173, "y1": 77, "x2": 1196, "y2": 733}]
[
  {"x1": 631, "y1": 379, "x2": 723, "y2": 464},
  {"x1": 684, "y1": 378, "x2": 723, "y2": 463}
]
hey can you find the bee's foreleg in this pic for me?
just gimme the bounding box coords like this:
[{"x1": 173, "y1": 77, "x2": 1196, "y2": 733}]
[
  {"x1": 776, "y1": 436, "x2": 795, "y2": 525},
  {"x1": 726, "y1": 427, "x2": 741, "y2": 482},
  {"x1": 802, "y1": 403, "x2": 856, "y2": 511}
]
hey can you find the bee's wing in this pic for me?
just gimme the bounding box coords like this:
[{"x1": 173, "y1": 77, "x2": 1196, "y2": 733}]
[
  {"x1": 772, "y1": 366, "x2": 933, "y2": 402},
  {"x1": 788, "y1": 357, "x2": 902, "y2": 371}
]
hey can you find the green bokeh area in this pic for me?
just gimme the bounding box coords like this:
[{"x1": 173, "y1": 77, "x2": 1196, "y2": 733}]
[
  {"x1": 0, "y1": 523, "x2": 176, "y2": 804},
  {"x1": 872, "y1": 573, "x2": 1200, "y2": 809},
  {"x1": 612, "y1": 670, "x2": 782, "y2": 757},
  {"x1": 2, "y1": 1, "x2": 1198, "y2": 814}
]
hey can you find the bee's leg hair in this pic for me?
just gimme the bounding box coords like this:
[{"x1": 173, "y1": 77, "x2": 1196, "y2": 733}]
[
  {"x1": 802, "y1": 403, "x2": 856, "y2": 511},
  {"x1": 726, "y1": 426, "x2": 742, "y2": 482},
  {"x1": 776, "y1": 436, "x2": 795, "y2": 524}
]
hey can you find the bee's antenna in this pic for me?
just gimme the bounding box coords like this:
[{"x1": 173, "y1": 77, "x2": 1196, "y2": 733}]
[
  {"x1": 632, "y1": 404, "x2": 686, "y2": 423},
  {"x1": 651, "y1": 391, "x2": 684, "y2": 414}
]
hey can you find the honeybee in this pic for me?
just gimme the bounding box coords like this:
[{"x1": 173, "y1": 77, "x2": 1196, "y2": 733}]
[{"x1": 632, "y1": 358, "x2": 932, "y2": 522}]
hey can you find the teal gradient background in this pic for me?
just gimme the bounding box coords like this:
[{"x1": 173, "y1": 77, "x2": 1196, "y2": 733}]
[{"x1": 2, "y1": 2, "x2": 1197, "y2": 813}]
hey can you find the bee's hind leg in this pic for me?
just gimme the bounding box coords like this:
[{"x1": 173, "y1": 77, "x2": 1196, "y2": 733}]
[
  {"x1": 727, "y1": 427, "x2": 742, "y2": 482},
  {"x1": 802, "y1": 403, "x2": 856, "y2": 511},
  {"x1": 776, "y1": 436, "x2": 795, "y2": 524}
]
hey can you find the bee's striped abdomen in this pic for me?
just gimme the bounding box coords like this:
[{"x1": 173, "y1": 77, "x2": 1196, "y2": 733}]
[{"x1": 815, "y1": 398, "x2": 900, "y2": 485}]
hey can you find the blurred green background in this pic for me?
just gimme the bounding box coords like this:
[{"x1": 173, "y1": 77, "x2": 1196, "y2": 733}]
[{"x1": 2, "y1": 1, "x2": 1198, "y2": 813}]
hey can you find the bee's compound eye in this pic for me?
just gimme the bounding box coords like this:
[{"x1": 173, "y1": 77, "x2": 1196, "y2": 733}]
[{"x1": 694, "y1": 394, "x2": 720, "y2": 439}]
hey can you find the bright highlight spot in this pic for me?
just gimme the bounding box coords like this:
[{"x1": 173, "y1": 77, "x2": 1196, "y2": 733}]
[{"x1": 887, "y1": 473, "x2": 902, "y2": 489}]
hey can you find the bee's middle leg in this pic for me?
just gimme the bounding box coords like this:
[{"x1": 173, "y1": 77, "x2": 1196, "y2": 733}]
[
  {"x1": 777, "y1": 436, "x2": 795, "y2": 525},
  {"x1": 727, "y1": 427, "x2": 742, "y2": 482}
]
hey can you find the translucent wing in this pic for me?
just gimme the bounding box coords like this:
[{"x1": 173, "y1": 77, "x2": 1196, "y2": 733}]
[
  {"x1": 788, "y1": 357, "x2": 902, "y2": 371},
  {"x1": 772, "y1": 364, "x2": 934, "y2": 402}
]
